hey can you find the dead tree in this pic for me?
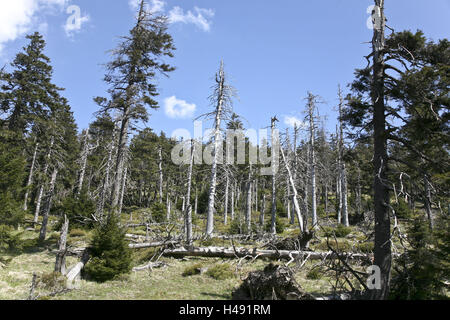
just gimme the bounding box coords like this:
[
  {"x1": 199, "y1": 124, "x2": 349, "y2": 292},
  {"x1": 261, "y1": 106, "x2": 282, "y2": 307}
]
[
  {"x1": 280, "y1": 147, "x2": 304, "y2": 233},
  {"x1": 338, "y1": 86, "x2": 349, "y2": 226},
  {"x1": 307, "y1": 93, "x2": 319, "y2": 229},
  {"x1": 39, "y1": 167, "x2": 58, "y2": 242},
  {"x1": 23, "y1": 141, "x2": 39, "y2": 211},
  {"x1": 270, "y1": 117, "x2": 279, "y2": 234},
  {"x1": 201, "y1": 60, "x2": 236, "y2": 236},
  {"x1": 55, "y1": 215, "x2": 69, "y2": 274},
  {"x1": 34, "y1": 136, "x2": 54, "y2": 226},
  {"x1": 184, "y1": 140, "x2": 195, "y2": 245}
]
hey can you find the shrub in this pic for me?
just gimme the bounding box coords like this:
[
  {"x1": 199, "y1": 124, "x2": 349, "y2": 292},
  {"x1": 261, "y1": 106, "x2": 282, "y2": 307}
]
[
  {"x1": 229, "y1": 219, "x2": 259, "y2": 235},
  {"x1": 84, "y1": 214, "x2": 132, "y2": 283},
  {"x1": 0, "y1": 225, "x2": 21, "y2": 252},
  {"x1": 0, "y1": 193, "x2": 25, "y2": 228},
  {"x1": 39, "y1": 272, "x2": 67, "y2": 291},
  {"x1": 69, "y1": 228, "x2": 87, "y2": 238},
  {"x1": 322, "y1": 225, "x2": 352, "y2": 238},
  {"x1": 56, "y1": 192, "x2": 96, "y2": 229},
  {"x1": 390, "y1": 215, "x2": 449, "y2": 300},
  {"x1": 265, "y1": 216, "x2": 287, "y2": 234},
  {"x1": 150, "y1": 202, "x2": 166, "y2": 223},
  {"x1": 182, "y1": 263, "x2": 205, "y2": 277},
  {"x1": 197, "y1": 191, "x2": 209, "y2": 214},
  {"x1": 357, "y1": 242, "x2": 374, "y2": 253},
  {"x1": 206, "y1": 263, "x2": 235, "y2": 280},
  {"x1": 392, "y1": 198, "x2": 413, "y2": 219},
  {"x1": 306, "y1": 268, "x2": 322, "y2": 280}
]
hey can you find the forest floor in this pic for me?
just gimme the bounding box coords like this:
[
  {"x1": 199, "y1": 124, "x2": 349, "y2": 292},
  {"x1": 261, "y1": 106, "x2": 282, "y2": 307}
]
[{"x1": 0, "y1": 211, "x2": 415, "y2": 300}]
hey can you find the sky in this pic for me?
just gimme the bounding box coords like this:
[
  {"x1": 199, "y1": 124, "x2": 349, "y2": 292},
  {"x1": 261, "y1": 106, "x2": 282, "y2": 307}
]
[{"x1": 0, "y1": 0, "x2": 449, "y2": 140}]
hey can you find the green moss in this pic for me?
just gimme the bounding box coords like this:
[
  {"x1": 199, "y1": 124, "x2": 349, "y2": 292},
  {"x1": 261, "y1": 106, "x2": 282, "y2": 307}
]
[
  {"x1": 182, "y1": 263, "x2": 204, "y2": 277},
  {"x1": 205, "y1": 263, "x2": 235, "y2": 280},
  {"x1": 306, "y1": 268, "x2": 322, "y2": 280}
]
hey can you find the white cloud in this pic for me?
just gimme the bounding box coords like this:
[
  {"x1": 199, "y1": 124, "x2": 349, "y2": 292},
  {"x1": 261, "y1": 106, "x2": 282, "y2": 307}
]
[
  {"x1": 128, "y1": 1, "x2": 214, "y2": 32},
  {"x1": 0, "y1": 0, "x2": 88, "y2": 50},
  {"x1": 128, "y1": 0, "x2": 166, "y2": 14},
  {"x1": 168, "y1": 6, "x2": 215, "y2": 32},
  {"x1": 284, "y1": 116, "x2": 306, "y2": 129},
  {"x1": 164, "y1": 96, "x2": 196, "y2": 119}
]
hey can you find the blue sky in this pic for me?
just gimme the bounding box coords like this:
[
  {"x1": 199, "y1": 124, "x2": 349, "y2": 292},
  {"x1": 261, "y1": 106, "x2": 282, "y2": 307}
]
[{"x1": 1, "y1": 0, "x2": 449, "y2": 139}]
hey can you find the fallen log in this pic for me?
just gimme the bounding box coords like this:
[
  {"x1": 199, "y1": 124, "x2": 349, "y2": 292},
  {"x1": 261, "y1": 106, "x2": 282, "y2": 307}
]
[
  {"x1": 129, "y1": 240, "x2": 180, "y2": 249},
  {"x1": 66, "y1": 249, "x2": 90, "y2": 288},
  {"x1": 163, "y1": 246, "x2": 371, "y2": 262},
  {"x1": 132, "y1": 261, "x2": 167, "y2": 272}
]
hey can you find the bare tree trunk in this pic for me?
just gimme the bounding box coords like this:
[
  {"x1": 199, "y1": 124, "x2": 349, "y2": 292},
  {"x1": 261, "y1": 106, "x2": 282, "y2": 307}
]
[
  {"x1": 24, "y1": 141, "x2": 39, "y2": 211},
  {"x1": 280, "y1": 147, "x2": 304, "y2": 233},
  {"x1": 97, "y1": 127, "x2": 117, "y2": 220},
  {"x1": 371, "y1": 0, "x2": 391, "y2": 300},
  {"x1": 224, "y1": 174, "x2": 229, "y2": 225},
  {"x1": 206, "y1": 62, "x2": 226, "y2": 236},
  {"x1": 260, "y1": 194, "x2": 266, "y2": 226},
  {"x1": 158, "y1": 146, "x2": 164, "y2": 203},
  {"x1": 118, "y1": 166, "x2": 128, "y2": 215},
  {"x1": 194, "y1": 188, "x2": 198, "y2": 216},
  {"x1": 423, "y1": 174, "x2": 434, "y2": 230},
  {"x1": 291, "y1": 125, "x2": 299, "y2": 225},
  {"x1": 77, "y1": 129, "x2": 90, "y2": 196},
  {"x1": 55, "y1": 215, "x2": 69, "y2": 274},
  {"x1": 185, "y1": 140, "x2": 195, "y2": 245},
  {"x1": 34, "y1": 136, "x2": 54, "y2": 226},
  {"x1": 245, "y1": 167, "x2": 252, "y2": 234},
  {"x1": 338, "y1": 86, "x2": 349, "y2": 226},
  {"x1": 39, "y1": 167, "x2": 58, "y2": 242},
  {"x1": 111, "y1": 111, "x2": 130, "y2": 211},
  {"x1": 308, "y1": 94, "x2": 318, "y2": 229},
  {"x1": 270, "y1": 117, "x2": 278, "y2": 234},
  {"x1": 231, "y1": 188, "x2": 235, "y2": 221}
]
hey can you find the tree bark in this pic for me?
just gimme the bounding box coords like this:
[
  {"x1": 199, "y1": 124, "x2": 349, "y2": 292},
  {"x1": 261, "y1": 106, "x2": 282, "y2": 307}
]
[
  {"x1": 163, "y1": 246, "x2": 370, "y2": 262},
  {"x1": 39, "y1": 167, "x2": 58, "y2": 242},
  {"x1": 371, "y1": 0, "x2": 391, "y2": 300},
  {"x1": 34, "y1": 136, "x2": 54, "y2": 226},
  {"x1": 185, "y1": 140, "x2": 195, "y2": 245},
  {"x1": 24, "y1": 141, "x2": 39, "y2": 211},
  {"x1": 308, "y1": 94, "x2": 318, "y2": 229},
  {"x1": 206, "y1": 61, "x2": 226, "y2": 236},
  {"x1": 55, "y1": 215, "x2": 69, "y2": 274}
]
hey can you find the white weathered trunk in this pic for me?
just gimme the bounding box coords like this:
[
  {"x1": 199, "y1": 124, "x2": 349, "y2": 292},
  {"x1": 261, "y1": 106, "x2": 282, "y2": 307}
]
[
  {"x1": 231, "y1": 188, "x2": 235, "y2": 221},
  {"x1": 270, "y1": 118, "x2": 278, "y2": 234},
  {"x1": 24, "y1": 141, "x2": 39, "y2": 211},
  {"x1": 77, "y1": 129, "x2": 90, "y2": 196},
  {"x1": 308, "y1": 95, "x2": 318, "y2": 229},
  {"x1": 291, "y1": 125, "x2": 299, "y2": 225},
  {"x1": 260, "y1": 194, "x2": 266, "y2": 226},
  {"x1": 55, "y1": 215, "x2": 69, "y2": 274},
  {"x1": 338, "y1": 87, "x2": 349, "y2": 226},
  {"x1": 34, "y1": 137, "x2": 54, "y2": 226},
  {"x1": 280, "y1": 147, "x2": 304, "y2": 233},
  {"x1": 158, "y1": 146, "x2": 164, "y2": 203},
  {"x1": 246, "y1": 169, "x2": 252, "y2": 234},
  {"x1": 185, "y1": 140, "x2": 195, "y2": 245},
  {"x1": 163, "y1": 246, "x2": 370, "y2": 262},
  {"x1": 118, "y1": 166, "x2": 128, "y2": 215},
  {"x1": 206, "y1": 62, "x2": 226, "y2": 236},
  {"x1": 39, "y1": 167, "x2": 58, "y2": 242},
  {"x1": 224, "y1": 174, "x2": 229, "y2": 225}
]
